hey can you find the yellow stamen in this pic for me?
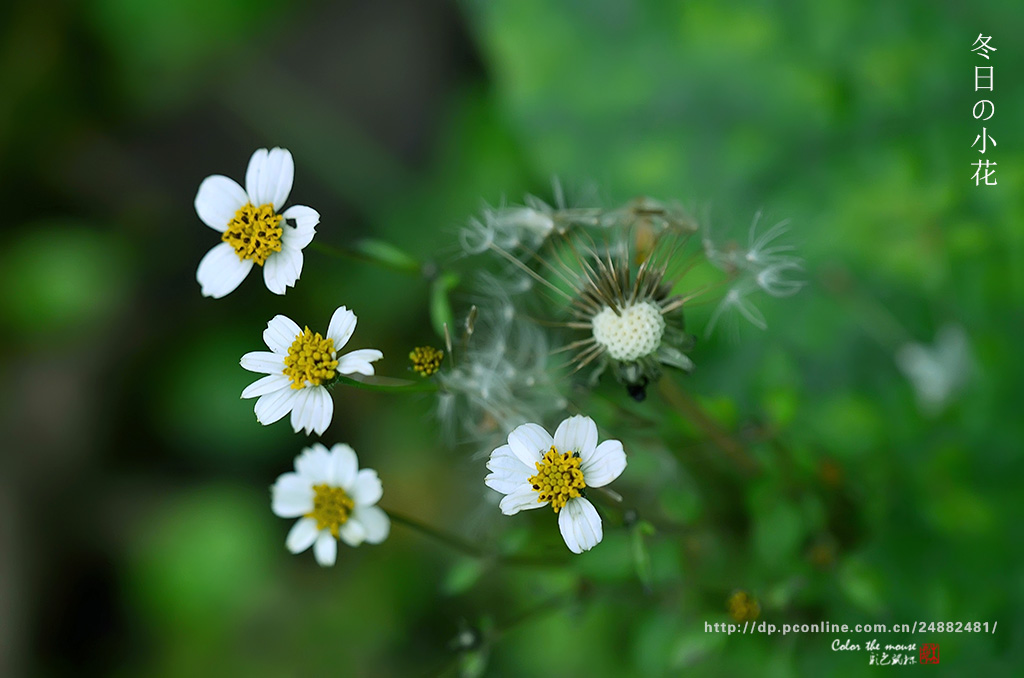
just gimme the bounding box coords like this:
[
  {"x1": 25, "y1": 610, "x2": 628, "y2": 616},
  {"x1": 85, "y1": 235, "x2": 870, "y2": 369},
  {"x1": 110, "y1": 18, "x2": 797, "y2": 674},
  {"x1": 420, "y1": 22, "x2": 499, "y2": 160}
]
[
  {"x1": 283, "y1": 327, "x2": 339, "y2": 389},
  {"x1": 528, "y1": 446, "x2": 587, "y2": 513},
  {"x1": 728, "y1": 590, "x2": 761, "y2": 623},
  {"x1": 306, "y1": 484, "x2": 354, "y2": 538},
  {"x1": 221, "y1": 202, "x2": 283, "y2": 265},
  {"x1": 409, "y1": 346, "x2": 444, "y2": 377}
]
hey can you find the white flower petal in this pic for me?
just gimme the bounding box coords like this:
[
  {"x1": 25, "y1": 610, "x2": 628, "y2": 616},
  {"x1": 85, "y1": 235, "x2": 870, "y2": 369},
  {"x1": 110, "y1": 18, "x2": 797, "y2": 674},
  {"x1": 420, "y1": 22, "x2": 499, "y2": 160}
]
[
  {"x1": 313, "y1": 530, "x2": 337, "y2": 567},
  {"x1": 338, "y1": 519, "x2": 366, "y2": 547},
  {"x1": 507, "y1": 423, "x2": 553, "y2": 468},
  {"x1": 327, "y1": 306, "x2": 358, "y2": 349},
  {"x1": 337, "y1": 349, "x2": 383, "y2": 377},
  {"x1": 281, "y1": 205, "x2": 319, "y2": 249},
  {"x1": 328, "y1": 444, "x2": 358, "y2": 489},
  {"x1": 352, "y1": 506, "x2": 390, "y2": 544},
  {"x1": 498, "y1": 483, "x2": 546, "y2": 515},
  {"x1": 485, "y1": 444, "x2": 533, "y2": 495},
  {"x1": 263, "y1": 245, "x2": 303, "y2": 295},
  {"x1": 254, "y1": 388, "x2": 298, "y2": 426},
  {"x1": 558, "y1": 497, "x2": 603, "y2": 554},
  {"x1": 194, "y1": 175, "x2": 247, "y2": 231},
  {"x1": 581, "y1": 439, "x2": 627, "y2": 488},
  {"x1": 295, "y1": 444, "x2": 332, "y2": 482},
  {"x1": 263, "y1": 315, "x2": 302, "y2": 352},
  {"x1": 553, "y1": 415, "x2": 598, "y2": 457},
  {"x1": 271, "y1": 473, "x2": 314, "y2": 517},
  {"x1": 241, "y1": 374, "x2": 291, "y2": 399},
  {"x1": 240, "y1": 351, "x2": 285, "y2": 375},
  {"x1": 285, "y1": 517, "x2": 319, "y2": 554},
  {"x1": 309, "y1": 383, "x2": 334, "y2": 435},
  {"x1": 351, "y1": 468, "x2": 382, "y2": 506},
  {"x1": 245, "y1": 147, "x2": 294, "y2": 210},
  {"x1": 289, "y1": 387, "x2": 317, "y2": 435},
  {"x1": 196, "y1": 242, "x2": 253, "y2": 298}
]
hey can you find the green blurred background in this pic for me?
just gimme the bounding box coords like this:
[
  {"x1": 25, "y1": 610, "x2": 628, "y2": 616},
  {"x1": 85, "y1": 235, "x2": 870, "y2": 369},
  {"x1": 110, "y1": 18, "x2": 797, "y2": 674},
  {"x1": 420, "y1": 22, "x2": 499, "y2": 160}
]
[{"x1": 1, "y1": 0, "x2": 1021, "y2": 676}]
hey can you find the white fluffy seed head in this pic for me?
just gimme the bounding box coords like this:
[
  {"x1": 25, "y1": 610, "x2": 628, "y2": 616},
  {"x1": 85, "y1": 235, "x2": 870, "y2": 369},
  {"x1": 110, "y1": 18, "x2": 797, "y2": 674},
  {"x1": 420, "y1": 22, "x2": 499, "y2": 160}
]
[{"x1": 591, "y1": 302, "x2": 666, "y2": 362}]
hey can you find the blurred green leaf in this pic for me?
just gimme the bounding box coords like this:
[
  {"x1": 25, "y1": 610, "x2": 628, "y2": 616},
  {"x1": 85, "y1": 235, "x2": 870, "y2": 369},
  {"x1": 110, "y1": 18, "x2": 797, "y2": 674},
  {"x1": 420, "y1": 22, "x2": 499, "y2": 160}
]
[
  {"x1": 630, "y1": 520, "x2": 656, "y2": 592},
  {"x1": 430, "y1": 272, "x2": 460, "y2": 338},
  {"x1": 751, "y1": 497, "x2": 805, "y2": 571},
  {"x1": 443, "y1": 557, "x2": 485, "y2": 596},
  {"x1": 125, "y1": 484, "x2": 279, "y2": 634},
  {"x1": 0, "y1": 222, "x2": 130, "y2": 337},
  {"x1": 839, "y1": 555, "x2": 885, "y2": 615},
  {"x1": 87, "y1": 0, "x2": 287, "y2": 107},
  {"x1": 153, "y1": 329, "x2": 294, "y2": 462}
]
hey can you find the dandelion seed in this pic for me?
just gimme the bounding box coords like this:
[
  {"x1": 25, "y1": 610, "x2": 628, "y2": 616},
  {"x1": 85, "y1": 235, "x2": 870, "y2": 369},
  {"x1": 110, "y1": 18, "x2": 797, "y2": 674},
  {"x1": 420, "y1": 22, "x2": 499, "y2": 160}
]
[
  {"x1": 704, "y1": 211, "x2": 801, "y2": 276},
  {"x1": 755, "y1": 261, "x2": 805, "y2": 297},
  {"x1": 272, "y1": 443, "x2": 389, "y2": 566},
  {"x1": 240, "y1": 306, "x2": 383, "y2": 435},
  {"x1": 195, "y1": 148, "x2": 319, "y2": 297},
  {"x1": 435, "y1": 295, "x2": 562, "y2": 448},
  {"x1": 706, "y1": 285, "x2": 767, "y2": 335},
  {"x1": 745, "y1": 212, "x2": 798, "y2": 268},
  {"x1": 484, "y1": 415, "x2": 626, "y2": 554}
]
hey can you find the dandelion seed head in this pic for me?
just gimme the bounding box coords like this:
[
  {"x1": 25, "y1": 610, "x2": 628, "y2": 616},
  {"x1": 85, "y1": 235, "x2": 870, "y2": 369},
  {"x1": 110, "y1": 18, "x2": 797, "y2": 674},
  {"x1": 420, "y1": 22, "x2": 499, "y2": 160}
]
[{"x1": 591, "y1": 302, "x2": 667, "y2": 362}]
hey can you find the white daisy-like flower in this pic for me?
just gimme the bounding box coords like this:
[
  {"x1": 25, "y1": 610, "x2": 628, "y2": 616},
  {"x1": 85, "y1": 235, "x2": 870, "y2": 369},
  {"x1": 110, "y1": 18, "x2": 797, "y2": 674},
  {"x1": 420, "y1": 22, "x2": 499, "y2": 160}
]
[
  {"x1": 272, "y1": 443, "x2": 390, "y2": 567},
  {"x1": 195, "y1": 147, "x2": 319, "y2": 298},
  {"x1": 484, "y1": 415, "x2": 626, "y2": 554},
  {"x1": 240, "y1": 306, "x2": 383, "y2": 435}
]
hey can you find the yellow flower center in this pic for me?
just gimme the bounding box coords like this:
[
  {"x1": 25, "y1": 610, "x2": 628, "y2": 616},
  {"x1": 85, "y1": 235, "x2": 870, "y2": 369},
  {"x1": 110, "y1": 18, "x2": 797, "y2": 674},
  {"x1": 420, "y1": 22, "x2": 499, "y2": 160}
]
[
  {"x1": 728, "y1": 590, "x2": 761, "y2": 623},
  {"x1": 529, "y1": 446, "x2": 587, "y2": 513},
  {"x1": 283, "y1": 327, "x2": 339, "y2": 389},
  {"x1": 221, "y1": 202, "x2": 283, "y2": 265},
  {"x1": 306, "y1": 484, "x2": 354, "y2": 537},
  {"x1": 409, "y1": 346, "x2": 444, "y2": 376}
]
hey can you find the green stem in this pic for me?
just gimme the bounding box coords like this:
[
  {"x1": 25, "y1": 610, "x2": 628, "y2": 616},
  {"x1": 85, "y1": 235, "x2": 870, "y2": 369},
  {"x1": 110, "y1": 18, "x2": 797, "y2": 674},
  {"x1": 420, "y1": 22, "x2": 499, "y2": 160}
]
[
  {"x1": 492, "y1": 590, "x2": 576, "y2": 638},
  {"x1": 385, "y1": 509, "x2": 568, "y2": 567},
  {"x1": 428, "y1": 590, "x2": 577, "y2": 678},
  {"x1": 335, "y1": 374, "x2": 439, "y2": 393},
  {"x1": 310, "y1": 239, "x2": 423, "y2": 276},
  {"x1": 658, "y1": 377, "x2": 759, "y2": 475},
  {"x1": 818, "y1": 267, "x2": 912, "y2": 350}
]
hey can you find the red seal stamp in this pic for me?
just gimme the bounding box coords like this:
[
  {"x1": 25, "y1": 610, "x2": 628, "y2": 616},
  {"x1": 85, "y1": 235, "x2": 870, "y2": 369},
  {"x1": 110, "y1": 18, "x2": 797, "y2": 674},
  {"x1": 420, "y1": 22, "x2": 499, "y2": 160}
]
[{"x1": 919, "y1": 643, "x2": 940, "y2": 664}]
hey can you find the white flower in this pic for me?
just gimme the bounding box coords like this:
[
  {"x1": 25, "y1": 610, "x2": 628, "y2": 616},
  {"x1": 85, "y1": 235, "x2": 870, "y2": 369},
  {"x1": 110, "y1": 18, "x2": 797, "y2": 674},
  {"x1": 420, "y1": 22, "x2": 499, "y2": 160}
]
[
  {"x1": 272, "y1": 443, "x2": 390, "y2": 566},
  {"x1": 896, "y1": 324, "x2": 972, "y2": 416},
  {"x1": 484, "y1": 415, "x2": 626, "y2": 554},
  {"x1": 240, "y1": 306, "x2": 383, "y2": 435},
  {"x1": 195, "y1": 147, "x2": 319, "y2": 298}
]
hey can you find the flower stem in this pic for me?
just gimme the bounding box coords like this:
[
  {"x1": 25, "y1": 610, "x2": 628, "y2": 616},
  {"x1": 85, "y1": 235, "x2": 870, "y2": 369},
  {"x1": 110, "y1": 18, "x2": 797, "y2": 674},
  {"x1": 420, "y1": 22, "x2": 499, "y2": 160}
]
[
  {"x1": 310, "y1": 239, "x2": 422, "y2": 276},
  {"x1": 386, "y1": 509, "x2": 482, "y2": 556},
  {"x1": 658, "y1": 377, "x2": 759, "y2": 475},
  {"x1": 384, "y1": 509, "x2": 567, "y2": 567},
  {"x1": 335, "y1": 374, "x2": 439, "y2": 393}
]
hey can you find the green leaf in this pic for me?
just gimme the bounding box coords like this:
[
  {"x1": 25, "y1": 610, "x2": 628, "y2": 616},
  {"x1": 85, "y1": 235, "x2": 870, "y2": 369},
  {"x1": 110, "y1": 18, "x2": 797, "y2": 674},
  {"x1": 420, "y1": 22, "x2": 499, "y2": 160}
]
[
  {"x1": 354, "y1": 238, "x2": 421, "y2": 274},
  {"x1": 430, "y1": 272, "x2": 460, "y2": 338},
  {"x1": 630, "y1": 520, "x2": 656, "y2": 592},
  {"x1": 442, "y1": 558, "x2": 486, "y2": 596}
]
